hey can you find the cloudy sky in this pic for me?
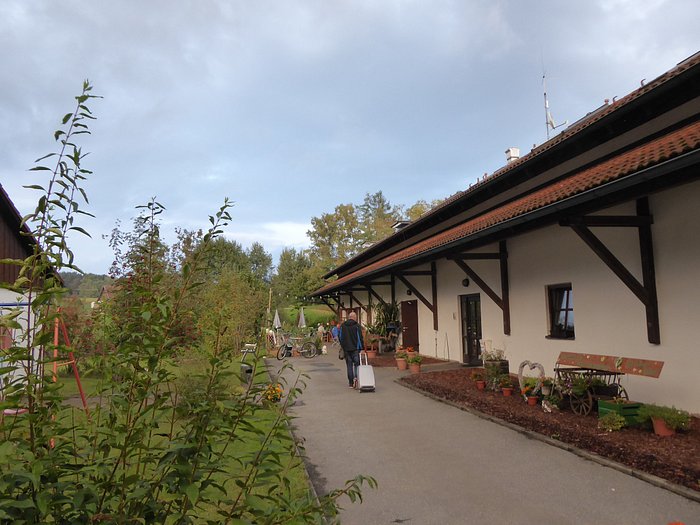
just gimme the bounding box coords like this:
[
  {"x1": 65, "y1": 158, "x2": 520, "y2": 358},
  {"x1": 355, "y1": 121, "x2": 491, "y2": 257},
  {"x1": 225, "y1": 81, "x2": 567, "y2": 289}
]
[{"x1": 1, "y1": 1, "x2": 698, "y2": 274}]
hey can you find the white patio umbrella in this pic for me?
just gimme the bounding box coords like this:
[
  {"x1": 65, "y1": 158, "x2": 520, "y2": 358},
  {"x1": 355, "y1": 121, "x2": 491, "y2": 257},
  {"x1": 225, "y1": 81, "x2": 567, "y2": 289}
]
[
  {"x1": 273, "y1": 309, "x2": 282, "y2": 329},
  {"x1": 297, "y1": 307, "x2": 306, "y2": 328}
]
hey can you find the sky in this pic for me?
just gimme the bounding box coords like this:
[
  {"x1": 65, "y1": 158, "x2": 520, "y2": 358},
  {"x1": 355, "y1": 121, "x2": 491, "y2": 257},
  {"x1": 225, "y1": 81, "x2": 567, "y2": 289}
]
[{"x1": 1, "y1": 1, "x2": 698, "y2": 275}]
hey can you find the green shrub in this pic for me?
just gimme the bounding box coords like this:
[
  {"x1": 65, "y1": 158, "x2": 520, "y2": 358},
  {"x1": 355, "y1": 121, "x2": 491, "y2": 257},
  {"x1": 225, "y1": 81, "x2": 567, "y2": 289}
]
[
  {"x1": 638, "y1": 404, "x2": 691, "y2": 431},
  {"x1": 598, "y1": 412, "x2": 626, "y2": 432}
]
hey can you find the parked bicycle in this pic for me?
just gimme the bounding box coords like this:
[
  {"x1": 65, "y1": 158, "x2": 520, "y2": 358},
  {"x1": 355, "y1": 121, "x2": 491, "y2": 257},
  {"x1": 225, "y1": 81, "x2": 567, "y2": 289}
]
[{"x1": 276, "y1": 332, "x2": 318, "y2": 360}]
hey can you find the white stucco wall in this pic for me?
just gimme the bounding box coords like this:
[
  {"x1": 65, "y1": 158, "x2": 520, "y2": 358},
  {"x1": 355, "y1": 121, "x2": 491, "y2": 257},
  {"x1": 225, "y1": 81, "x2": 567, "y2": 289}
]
[{"x1": 388, "y1": 180, "x2": 700, "y2": 413}]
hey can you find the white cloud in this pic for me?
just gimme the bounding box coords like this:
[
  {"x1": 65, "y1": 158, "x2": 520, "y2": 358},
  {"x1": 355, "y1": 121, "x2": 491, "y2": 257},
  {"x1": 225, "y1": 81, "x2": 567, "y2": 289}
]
[{"x1": 226, "y1": 221, "x2": 311, "y2": 251}]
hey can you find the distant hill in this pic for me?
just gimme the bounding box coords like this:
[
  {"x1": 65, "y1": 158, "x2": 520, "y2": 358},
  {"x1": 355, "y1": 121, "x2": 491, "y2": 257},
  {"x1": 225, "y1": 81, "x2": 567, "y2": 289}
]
[{"x1": 60, "y1": 271, "x2": 113, "y2": 298}]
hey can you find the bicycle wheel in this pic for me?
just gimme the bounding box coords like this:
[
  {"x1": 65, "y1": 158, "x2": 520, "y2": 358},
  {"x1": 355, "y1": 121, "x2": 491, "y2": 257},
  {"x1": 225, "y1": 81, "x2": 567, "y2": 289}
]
[
  {"x1": 277, "y1": 344, "x2": 290, "y2": 361},
  {"x1": 300, "y1": 341, "x2": 317, "y2": 358}
]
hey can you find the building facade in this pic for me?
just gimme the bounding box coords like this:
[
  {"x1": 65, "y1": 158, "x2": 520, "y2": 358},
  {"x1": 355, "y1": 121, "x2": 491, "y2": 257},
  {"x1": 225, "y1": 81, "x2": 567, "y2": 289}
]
[{"x1": 314, "y1": 52, "x2": 700, "y2": 413}]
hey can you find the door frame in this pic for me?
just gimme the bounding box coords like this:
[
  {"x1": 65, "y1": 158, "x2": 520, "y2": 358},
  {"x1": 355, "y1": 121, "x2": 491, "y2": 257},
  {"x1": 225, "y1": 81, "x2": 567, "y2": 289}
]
[
  {"x1": 459, "y1": 293, "x2": 482, "y2": 366},
  {"x1": 400, "y1": 300, "x2": 419, "y2": 351}
]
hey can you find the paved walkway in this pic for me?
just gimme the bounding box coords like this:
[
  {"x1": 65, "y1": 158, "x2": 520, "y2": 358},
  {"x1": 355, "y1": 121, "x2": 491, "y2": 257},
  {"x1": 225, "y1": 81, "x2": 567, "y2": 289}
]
[{"x1": 270, "y1": 354, "x2": 700, "y2": 525}]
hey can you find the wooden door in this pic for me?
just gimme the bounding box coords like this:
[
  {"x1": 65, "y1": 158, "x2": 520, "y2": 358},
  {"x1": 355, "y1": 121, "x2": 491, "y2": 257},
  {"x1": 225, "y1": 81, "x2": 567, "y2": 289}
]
[
  {"x1": 400, "y1": 300, "x2": 419, "y2": 350},
  {"x1": 460, "y1": 294, "x2": 482, "y2": 365}
]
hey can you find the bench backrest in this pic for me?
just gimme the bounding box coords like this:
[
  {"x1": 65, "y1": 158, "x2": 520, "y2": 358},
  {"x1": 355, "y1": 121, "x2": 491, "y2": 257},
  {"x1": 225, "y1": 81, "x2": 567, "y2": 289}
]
[{"x1": 556, "y1": 351, "x2": 663, "y2": 378}]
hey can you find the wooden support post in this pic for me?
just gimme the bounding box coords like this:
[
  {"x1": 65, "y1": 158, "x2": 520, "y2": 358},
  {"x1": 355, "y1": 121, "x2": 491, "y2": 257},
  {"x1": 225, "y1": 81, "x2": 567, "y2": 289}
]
[
  {"x1": 637, "y1": 198, "x2": 660, "y2": 344},
  {"x1": 566, "y1": 199, "x2": 660, "y2": 344},
  {"x1": 499, "y1": 241, "x2": 511, "y2": 335},
  {"x1": 431, "y1": 262, "x2": 438, "y2": 331}
]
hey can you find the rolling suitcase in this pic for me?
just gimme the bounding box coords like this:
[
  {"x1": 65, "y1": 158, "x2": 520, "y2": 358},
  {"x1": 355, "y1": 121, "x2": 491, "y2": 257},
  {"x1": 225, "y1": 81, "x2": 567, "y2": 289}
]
[{"x1": 356, "y1": 351, "x2": 376, "y2": 392}]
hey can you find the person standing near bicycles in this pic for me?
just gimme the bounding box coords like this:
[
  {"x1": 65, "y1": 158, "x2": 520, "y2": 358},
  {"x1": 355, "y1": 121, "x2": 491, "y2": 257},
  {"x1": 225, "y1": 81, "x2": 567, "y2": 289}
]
[{"x1": 339, "y1": 312, "x2": 364, "y2": 388}]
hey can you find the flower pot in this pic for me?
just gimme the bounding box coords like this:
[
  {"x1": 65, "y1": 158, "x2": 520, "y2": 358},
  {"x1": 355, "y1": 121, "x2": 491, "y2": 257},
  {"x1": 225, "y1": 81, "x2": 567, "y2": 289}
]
[
  {"x1": 541, "y1": 385, "x2": 552, "y2": 396},
  {"x1": 365, "y1": 350, "x2": 378, "y2": 360},
  {"x1": 292, "y1": 349, "x2": 300, "y2": 357},
  {"x1": 651, "y1": 417, "x2": 675, "y2": 437},
  {"x1": 502, "y1": 387, "x2": 513, "y2": 396},
  {"x1": 396, "y1": 357, "x2": 408, "y2": 370},
  {"x1": 406, "y1": 351, "x2": 416, "y2": 360},
  {"x1": 409, "y1": 363, "x2": 421, "y2": 374},
  {"x1": 475, "y1": 380, "x2": 486, "y2": 391},
  {"x1": 527, "y1": 396, "x2": 539, "y2": 406}
]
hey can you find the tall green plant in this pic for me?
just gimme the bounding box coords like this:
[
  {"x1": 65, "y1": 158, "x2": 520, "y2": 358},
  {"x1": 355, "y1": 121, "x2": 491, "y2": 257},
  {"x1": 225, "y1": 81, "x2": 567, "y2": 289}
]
[{"x1": 0, "y1": 83, "x2": 375, "y2": 524}]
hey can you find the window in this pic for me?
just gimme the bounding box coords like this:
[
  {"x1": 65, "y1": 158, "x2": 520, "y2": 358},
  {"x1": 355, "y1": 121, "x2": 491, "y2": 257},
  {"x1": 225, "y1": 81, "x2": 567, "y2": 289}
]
[{"x1": 547, "y1": 284, "x2": 574, "y2": 339}]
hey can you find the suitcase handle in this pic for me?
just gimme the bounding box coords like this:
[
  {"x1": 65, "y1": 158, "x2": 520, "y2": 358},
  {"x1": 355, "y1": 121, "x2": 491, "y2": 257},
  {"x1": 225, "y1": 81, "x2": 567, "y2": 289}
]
[{"x1": 360, "y1": 351, "x2": 369, "y2": 366}]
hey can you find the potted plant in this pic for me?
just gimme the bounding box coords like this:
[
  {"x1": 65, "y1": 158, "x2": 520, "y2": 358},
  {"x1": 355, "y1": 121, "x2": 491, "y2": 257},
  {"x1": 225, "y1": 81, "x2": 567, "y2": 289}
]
[
  {"x1": 395, "y1": 351, "x2": 408, "y2": 371},
  {"x1": 499, "y1": 374, "x2": 514, "y2": 396},
  {"x1": 541, "y1": 377, "x2": 554, "y2": 396},
  {"x1": 638, "y1": 404, "x2": 691, "y2": 436},
  {"x1": 484, "y1": 362, "x2": 503, "y2": 392},
  {"x1": 408, "y1": 354, "x2": 423, "y2": 374},
  {"x1": 521, "y1": 377, "x2": 540, "y2": 405},
  {"x1": 481, "y1": 348, "x2": 508, "y2": 374},
  {"x1": 405, "y1": 346, "x2": 416, "y2": 359},
  {"x1": 471, "y1": 369, "x2": 486, "y2": 391}
]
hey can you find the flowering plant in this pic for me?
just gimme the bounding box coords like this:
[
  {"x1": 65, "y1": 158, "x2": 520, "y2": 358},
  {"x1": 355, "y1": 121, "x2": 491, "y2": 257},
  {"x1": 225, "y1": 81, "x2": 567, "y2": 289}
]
[
  {"x1": 481, "y1": 348, "x2": 505, "y2": 361},
  {"x1": 263, "y1": 383, "x2": 283, "y2": 403}
]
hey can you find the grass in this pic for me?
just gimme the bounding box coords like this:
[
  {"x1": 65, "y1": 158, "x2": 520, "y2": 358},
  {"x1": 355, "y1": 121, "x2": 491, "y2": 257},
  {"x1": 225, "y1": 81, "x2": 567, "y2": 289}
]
[{"x1": 51, "y1": 353, "x2": 313, "y2": 519}]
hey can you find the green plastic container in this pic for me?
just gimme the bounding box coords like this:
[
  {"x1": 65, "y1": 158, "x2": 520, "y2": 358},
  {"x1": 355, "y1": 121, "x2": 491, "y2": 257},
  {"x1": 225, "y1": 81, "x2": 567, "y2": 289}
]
[{"x1": 598, "y1": 399, "x2": 642, "y2": 425}]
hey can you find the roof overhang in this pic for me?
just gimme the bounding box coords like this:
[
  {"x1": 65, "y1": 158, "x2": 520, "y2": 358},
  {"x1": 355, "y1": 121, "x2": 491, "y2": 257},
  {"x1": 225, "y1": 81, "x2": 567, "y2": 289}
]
[{"x1": 314, "y1": 120, "x2": 700, "y2": 297}]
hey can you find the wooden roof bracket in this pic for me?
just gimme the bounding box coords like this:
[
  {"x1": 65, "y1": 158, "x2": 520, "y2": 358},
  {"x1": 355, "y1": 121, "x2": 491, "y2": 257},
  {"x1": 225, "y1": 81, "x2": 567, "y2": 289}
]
[
  {"x1": 449, "y1": 241, "x2": 511, "y2": 335},
  {"x1": 365, "y1": 284, "x2": 388, "y2": 308},
  {"x1": 561, "y1": 197, "x2": 660, "y2": 344},
  {"x1": 395, "y1": 262, "x2": 439, "y2": 330},
  {"x1": 319, "y1": 294, "x2": 341, "y2": 319}
]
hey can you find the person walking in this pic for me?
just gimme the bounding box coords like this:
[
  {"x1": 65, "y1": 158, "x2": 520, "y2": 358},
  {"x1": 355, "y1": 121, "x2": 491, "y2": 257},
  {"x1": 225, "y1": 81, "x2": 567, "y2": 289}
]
[{"x1": 339, "y1": 312, "x2": 364, "y2": 388}]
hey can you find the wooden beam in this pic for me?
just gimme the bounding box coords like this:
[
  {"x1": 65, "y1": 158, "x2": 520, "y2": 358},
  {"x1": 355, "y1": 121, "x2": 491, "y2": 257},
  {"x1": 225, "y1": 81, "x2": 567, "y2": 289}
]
[
  {"x1": 365, "y1": 285, "x2": 388, "y2": 308},
  {"x1": 395, "y1": 274, "x2": 435, "y2": 319},
  {"x1": 561, "y1": 216, "x2": 653, "y2": 227},
  {"x1": 391, "y1": 274, "x2": 396, "y2": 304},
  {"x1": 570, "y1": 224, "x2": 649, "y2": 304},
  {"x1": 499, "y1": 241, "x2": 511, "y2": 335},
  {"x1": 319, "y1": 297, "x2": 340, "y2": 318},
  {"x1": 637, "y1": 198, "x2": 660, "y2": 344},
  {"x1": 452, "y1": 258, "x2": 503, "y2": 309},
  {"x1": 447, "y1": 252, "x2": 500, "y2": 260},
  {"x1": 430, "y1": 261, "x2": 438, "y2": 330}
]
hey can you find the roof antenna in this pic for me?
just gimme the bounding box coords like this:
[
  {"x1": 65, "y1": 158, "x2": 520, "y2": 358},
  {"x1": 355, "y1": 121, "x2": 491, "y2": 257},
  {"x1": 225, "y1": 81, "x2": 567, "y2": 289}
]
[{"x1": 542, "y1": 70, "x2": 568, "y2": 140}]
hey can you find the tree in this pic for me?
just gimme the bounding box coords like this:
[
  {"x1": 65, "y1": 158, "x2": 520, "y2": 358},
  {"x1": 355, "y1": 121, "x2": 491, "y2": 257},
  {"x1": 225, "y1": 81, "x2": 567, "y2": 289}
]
[
  {"x1": 247, "y1": 241, "x2": 273, "y2": 284},
  {"x1": 403, "y1": 198, "x2": 443, "y2": 221},
  {"x1": 272, "y1": 248, "x2": 317, "y2": 306},
  {"x1": 357, "y1": 191, "x2": 401, "y2": 247}
]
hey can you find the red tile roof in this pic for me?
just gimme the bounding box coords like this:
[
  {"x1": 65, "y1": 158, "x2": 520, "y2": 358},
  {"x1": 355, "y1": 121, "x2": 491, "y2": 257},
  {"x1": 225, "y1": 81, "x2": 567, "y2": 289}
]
[
  {"x1": 328, "y1": 52, "x2": 700, "y2": 278},
  {"x1": 315, "y1": 119, "x2": 700, "y2": 295}
]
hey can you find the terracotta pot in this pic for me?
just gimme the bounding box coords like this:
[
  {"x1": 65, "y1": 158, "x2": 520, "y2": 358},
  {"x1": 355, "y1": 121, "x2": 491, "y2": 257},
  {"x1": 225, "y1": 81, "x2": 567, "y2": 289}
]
[
  {"x1": 409, "y1": 363, "x2": 421, "y2": 374},
  {"x1": 502, "y1": 387, "x2": 513, "y2": 396},
  {"x1": 651, "y1": 417, "x2": 676, "y2": 437},
  {"x1": 527, "y1": 396, "x2": 539, "y2": 406},
  {"x1": 365, "y1": 350, "x2": 378, "y2": 360},
  {"x1": 292, "y1": 349, "x2": 300, "y2": 357},
  {"x1": 406, "y1": 351, "x2": 416, "y2": 360},
  {"x1": 396, "y1": 357, "x2": 408, "y2": 370},
  {"x1": 475, "y1": 380, "x2": 486, "y2": 391}
]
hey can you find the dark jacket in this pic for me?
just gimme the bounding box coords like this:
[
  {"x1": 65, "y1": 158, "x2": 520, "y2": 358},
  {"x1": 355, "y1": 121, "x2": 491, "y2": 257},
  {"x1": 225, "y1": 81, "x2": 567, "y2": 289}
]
[{"x1": 339, "y1": 319, "x2": 363, "y2": 353}]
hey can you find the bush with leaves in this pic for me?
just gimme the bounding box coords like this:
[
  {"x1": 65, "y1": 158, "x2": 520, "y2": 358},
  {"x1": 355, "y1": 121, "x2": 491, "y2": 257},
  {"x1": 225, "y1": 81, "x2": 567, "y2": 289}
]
[{"x1": 0, "y1": 82, "x2": 375, "y2": 524}]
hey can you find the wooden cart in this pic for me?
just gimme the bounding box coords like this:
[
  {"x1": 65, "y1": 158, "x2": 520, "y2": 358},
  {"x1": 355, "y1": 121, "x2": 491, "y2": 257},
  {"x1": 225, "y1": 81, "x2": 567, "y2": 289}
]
[{"x1": 552, "y1": 351, "x2": 664, "y2": 416}]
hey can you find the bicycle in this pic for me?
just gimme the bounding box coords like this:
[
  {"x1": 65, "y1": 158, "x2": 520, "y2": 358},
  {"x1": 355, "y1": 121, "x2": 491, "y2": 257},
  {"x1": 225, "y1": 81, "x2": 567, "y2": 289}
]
[{"x1": 276, "y1": 333, "x2": 318, "y2": 360}]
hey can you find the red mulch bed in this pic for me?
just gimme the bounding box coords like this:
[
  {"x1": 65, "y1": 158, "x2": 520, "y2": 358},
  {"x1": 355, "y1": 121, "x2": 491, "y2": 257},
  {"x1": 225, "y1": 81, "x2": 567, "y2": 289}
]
[
  {"x1": 400, "y1": 368, "x2": 700, "y2": 493},
  {"x1": 370, "y1": 355, "x2": 445, "y2": 367}
]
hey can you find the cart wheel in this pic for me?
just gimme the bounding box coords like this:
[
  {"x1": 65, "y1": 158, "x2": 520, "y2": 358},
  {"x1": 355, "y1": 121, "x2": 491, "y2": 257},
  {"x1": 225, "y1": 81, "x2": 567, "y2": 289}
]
[
  {"x1": 570, "y1": 390, "x2": 594, "y2": 416},
  {"x1": 617, "y1": 386, "x2": 629, "y2": 401},
  {"x1": 553, "y1": 387, "x2": 568, "y2": 409},
  {"x1": 300, "y1": 342, "x2": 317, "y2": 358}
]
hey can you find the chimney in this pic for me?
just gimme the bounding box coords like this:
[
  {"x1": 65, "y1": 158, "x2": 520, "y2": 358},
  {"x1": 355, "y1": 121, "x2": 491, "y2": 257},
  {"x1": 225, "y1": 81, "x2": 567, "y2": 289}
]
[{"x1": 505, "y1": 147, "x2": 520, "y2": 163}]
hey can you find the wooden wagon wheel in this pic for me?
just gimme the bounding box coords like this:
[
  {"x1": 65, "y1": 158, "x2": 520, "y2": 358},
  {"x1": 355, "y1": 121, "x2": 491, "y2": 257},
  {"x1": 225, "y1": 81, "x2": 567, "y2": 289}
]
[{"x1": 569, "y1": 390, "x2": 594, "y2": 415}]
